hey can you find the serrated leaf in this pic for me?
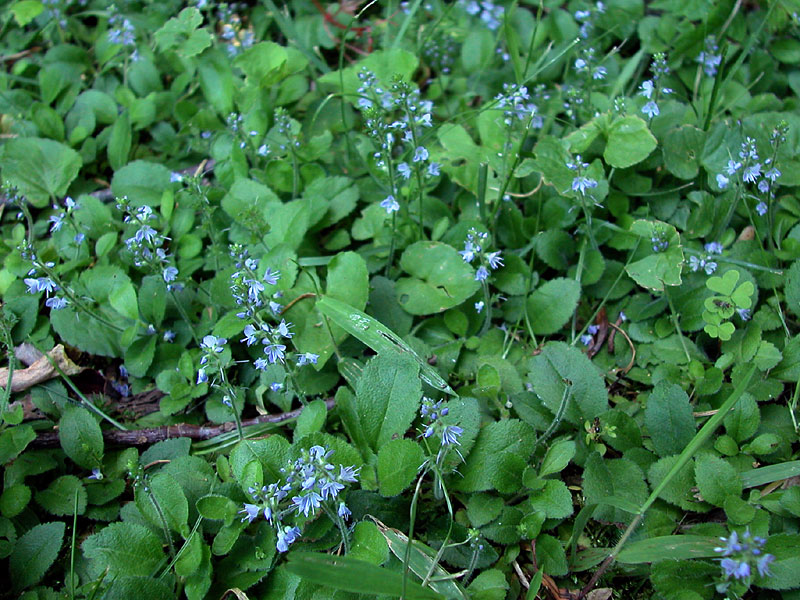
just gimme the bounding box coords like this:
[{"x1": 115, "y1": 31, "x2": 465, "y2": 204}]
[
  {"x1": 526, "y1": 278, "x2": 581, "y2": 335},
  {"x1": 35, "y1": 475, "x2": 87, "y2": 516},
  {"x1": 59, "y1": 405, "x2": 104, "y2": 469},
  {"x1": 454, "y1": 419, "x2": 536, "y2": 492},
  {"x1": 355, "y1": 353, "x2": 421, "y2": 451},
  {"x1": 540, "y1": 440, "x2": 576, "y2": 477},
  {"x1": 644, "y1": 382, "x2": 696, "y2": 457},
  {"x1": 136, "y1": 472, "x2": 190, "y2": 536},
  {"x1": 377, "y1": 439, "x2": 424, "y2": 497},
  {"x1": 10, "y1": 522, "x2": 65, "y2": 591},
  {"x1": 82, "y1": 522, "x2": 165, "y2": 577},
  {"x1": 0, "y1": 137, "x2": 82, "y2": 207},
  {"x1": 694, "y1": 454, "x2": 741, "y2": 506}
]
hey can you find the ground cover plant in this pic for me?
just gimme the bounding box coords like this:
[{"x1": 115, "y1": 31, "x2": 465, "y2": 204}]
[{"x1": 1, "y1": 0, "x2": 800, "y2": 598}]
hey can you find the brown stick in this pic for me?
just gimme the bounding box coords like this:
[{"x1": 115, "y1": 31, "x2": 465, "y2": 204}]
[{"x1": 31, "y1": 398, "x2": 335, "y2": 447}]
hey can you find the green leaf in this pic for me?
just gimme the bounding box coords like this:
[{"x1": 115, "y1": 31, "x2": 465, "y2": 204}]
[
  {"x1": 540, "y1": 440, "x2": 576, "y2": 477},
  {"x1": 0, "y1": 424, "x2": 36, "y2": 464},
  {"x1": 107, "y1": 111, "x2": 132, "y2": 170},
  {"x1": 759, "y1": 534, "x2": 800, "y2": 589},
  {"x1": 355, "y1": 353, "x2": 421, "y2": 451},
  {"x1": 662, "y1": 126, "x2": 705, "y2": 179},
  {"x1": 198, "y1": 50, "x2": 234, "y2": 114},
  {"x1": 59, "y1": 405, "x2": 104, "y2": 469},
  {"x1": 467, "y1": 494, "x2": 504, "y2": 528},
  {"x1": 625, "y1": 220, "x2": 684, "y2": 291},
  {"x1": 234, "y1": 42, "x2": 289, "y2": 87},
  {"x1": 36, "y1": 474, "x2": 87, "y2": 516},
  {"x1": 196, "y1": 494, "x2": 239, "y2": 524},
  {"x1": 616, "y1": 535, "x2": 721, "y2": 563},
  {"x1": 0, "y1": 484, "x2": 31, "y2": 518},
  {"x1": 644, "y1": 382, "x2": 696, "y2": 457},
  {"x1": 316, "y1": 296, "x2": 454, "y2": 395},
  {"x1": 221, "y1": 177, "x2": 280, "y2": 232},
  {"x1": 286, "y1": 552, "x2": 444, "y2": 599},
  {"x1": 327, "y1": 251, "x2": 368, "y2": 311},
  {"x1": 378, "y1": 439, "x2": 424, "y2": 497},
  {"x1": 525, "y1": 342, "x2": 608, "y2": 425},
  {"x1": 454, "y1": 419, "x2": 536, "y2": 492},
  {"x1": 583, "y1": 454, "x2": 648, "y2": 523},
  {"x1": 11, "y1": 1, "x2": 44, "y2": 27},
  {"x1": 467, "y1": 569, "x2": 509, "y2": 600},
  {"x1": 83, "y1": 522, "x2": 165, "y2": 577},
  {"x1": 526, "y1": 278, "x2": 581, "y2": 335},
  {"x1": 527, "y1": 480, "x2": 574, "y2": 519},
  {"x1": 0, "y1": 137, "x2": 82, "y2": 207},
  {"x1": 647, "y1": 455, "x2": 699, "y2": 510},
  {"x1": 109, "y1": 281, "x2": 138, "y2": 321},
  {"x1": 396, "y1": 242, "x2": 480, "y2": 315},
  {"x1": 293, "y1": 399, "x2": 327, "y2": 440},
  {"x1": 105, "y1": 575, "x2": 175, "y2": 600},
  {"x1": 694, "y1": 454, "x2": 741, "y2": 506},
  {"x1": 603, "y1": 115, "x2": 657, "y2": 168},
  {"x1": 348, "y1": 521, "x2": 390, "y2": 565},
  {"x1": 9, "y1": 522, "x2": 65, "y2": 591},
  {"x1": 136, "y1": 472, "x2": 190, "y2": 537},
  {"x1": 784, "y1": 260, "x2": 800, "y2": 318},
  {"x1": 741, "y1": 460, "x2": 800, "y2": 488},
  {"x1": 111, "y1": 160, "x2": 171, "y2": 207},
  {"x1": 154, "y1": 8, "x2": 212, "y2": 57}
]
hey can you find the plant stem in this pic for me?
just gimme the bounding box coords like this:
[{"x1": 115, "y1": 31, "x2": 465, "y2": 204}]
[{"x1": 664, "y1": 287, "x2": 691, "y2": 363}]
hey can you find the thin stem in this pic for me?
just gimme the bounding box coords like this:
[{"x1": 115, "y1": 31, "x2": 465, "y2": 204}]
[
  {"x1": 479, "y1": 281, "x2": 492, "y2": 336},
  {"x1": 144, "y1": 477, "x2": 177, "y2": 562},
  {"x1": 0, "y1": 313, "x2": 15, "y2": 420},
  {"x1": 402, "y1": 472, "x2": 426, "y2": 599},
  {"x1": 664, "y1": 287, "x2": 690, "y2": 363},
  {"x1": 170, "y1": 289, "x2": 199, "y2": 346}
]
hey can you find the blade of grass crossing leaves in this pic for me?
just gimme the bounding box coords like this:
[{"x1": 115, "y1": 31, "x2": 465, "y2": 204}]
[
  {"x1": 316, "y1": 296, "x2": 456, "y2": 395},
  {"x1": 616, "y1": 535, "x2": 721, "y2": 564},
  {"x1": 741, "y1": 460, "x2": 800, "y2": 489},
  {"x1": 373, "y1": 520, "x2": 470, "y2": 600},
  {"x1": 285, "y1": 552, "x2": 444, "y2": 599}
]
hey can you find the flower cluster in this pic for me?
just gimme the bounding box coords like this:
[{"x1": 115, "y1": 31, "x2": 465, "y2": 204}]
[
  {"x1": 574, "y1": 47, "x2": 607, "y2": 82},
  {"x1": 574, "y1": 1, "x2": 606, "y2": 39},
  {"x1": 20, "y1": 241, "x2": 71, "y2": 311},
  {"x1": 459, "y1": 228, "x2": 503, "y2": 283},
  {"x1": 108, "y1": 9, "x2": 135, "y2": 47},
  {"x1": 118, "y1": 200, "x2": 180, "y2": 290},
  {"x1": 420, "y1": 397, "x2": 463, "y2": 446},
  {"x1": 650, "y1": 227, "x2": 669, "y2": 253},
  {"x1": 718, "y1": 125, "x2": 786, "y2": 216},
  {"x1": 423, "y1": 33, "x2": 459, "y2": 75},
  {"x1": 239, "y1": 445, "x2": 359, "y2": 553},
  {"x1": 697, "y1": 36, "x2": 722, "y2": 77},
  {"x1": 461, "y1": 0, "x2": 505, "y2": 30},
  {"x1": 493, "y1": 84, "x2": 542, "y2": 128},
  {"x1": 49, "y1": 196, "x2": 85, "y2": 245},
  {"x1": 688, "y1": 241, "x2": 722, "y2": 275},
  {"x1": 714, "y1": 528, "x2": 775, "y2": 592},
  {"x1": 217, "y1": 4, "x2": 255, "y2": 57},
  {"x1": 639, "y1": 53, "x2": 673, "y2": 119},
  {"x1": 356, "y1": 71, "x2": 441, "y2": 214}
]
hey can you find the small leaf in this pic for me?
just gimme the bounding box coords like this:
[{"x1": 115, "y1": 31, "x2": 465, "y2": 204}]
[
  {"x1": 540, "y1": 440, "x2": 576, "y2": 477},
  {"x1": 603, "y1": 116, "x2": 657, "y2": 168},
  {"x1": 695, "y1": 454, "x2": 741, "y2": 506},
  {"x1": 59, "y1": 406, "x2": 104, "y2": 469},
  {"x1": 35, "y1": 475, "x2": 87, "y2": 516},
  {"x1": 644, "y1": 382, "x2": 696, "y2": 457},
  {"x1": 526, "y1": 278, "x2": 581, "y2": 335},
  {"x1": 82, "y1": 522, "x2": 165, "y2": 577},
  {"x1": 378, "y1": 439, "x2": 424, "y2": 497}
]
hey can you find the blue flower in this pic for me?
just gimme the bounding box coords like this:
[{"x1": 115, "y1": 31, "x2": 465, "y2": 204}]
[
  {"x1": 743, "y1": 163, "x2": 762, "y2": 183},
  {"x1": 428, "y1": 162, "x2": 441, "y2": 176},
  {"x1": 297, "y1": 352, "x2": 319, "y2": 366},
  {"x1": 764, "y1": 167, "x2": 781, "y2": 182},
  {"x1": 276, "y1": 319, "x2": 294, "y2": 339},
  {"x1": 239, "y1": 503, "x2": 261, "y2": 523},
  {"x1": 264, "y1": 343, "x2": 286, "y2": 364},
  {"x1": 264, "y1": 268, "x2": 280, "y2": 285},
  {"x1": 413, "y1": 146, "x2": 429, "y2": 163},
  {"x1": 46, "y1": 297, "x2": 69, "y2": 310},
  {"x1": 49, "y1": 214, "x2": 65, "y2": 232},
  {"x1": 486, "y1": 251, "x2": 503, "y2": 269},
  {"x1": 319, "y1": 479, "x2": 345, "y2": 500},
  {"x1": 201, "y1": 335, "x2": 226, "y2": 353},
  {"x1": 756, "y1": 553, "x2": 775, "y2": 577},
  {"x1": 338, "y1": 502, "x2": 351, "y2": 520},
  {"x1": 276, "y1": 525, "x2": 302, "y2": 552},
  {"x1": 716, "y1": 174, "x2": 729, "y2": 189},
  {"x1": 474, "y1": 301, "x2": 484, "y2": 313},
  {"x1": 641, "y1": 101, "x2": 659, "y2": 118},
  {"x1": 196, "y1": 368, "x2": 208, "y2": 384},
  {"x1": 756, "y1": 201, "x2": 768, "y2": 216},
  {"x1": 338, "y1": 465, "x2": 360, "y2": 483},
  {"x1": 580, "y1": 334, "x2": 593, "y2": 346},
  {"x1": 475, "y1": 266, "x2": 489, "y2": 281},
  {"x1": 459, "y1": 241, "x2": 477, "y2": 263},
  {"x1": 639, "y1": 80, "x2": 655, "y2": 99},
  {"x1": 270, "y1": 381, "x2": 283, "y2": 391},
  {"x1": 291, "y1": 491, "x2": 323, "y2": 517},
  {"x1": 704, "y1": 242, "x2": 723, "y2": 255},
  {"x1": 380, "y1": 195, "x2": 400, "y2": 214},
  {"x1": 721, "y1": 558, "x2": 750, "y2": 580},
  {"x1": 726, "y1": 159, "x2": 742, "y2": 175},
  {"x1": 572, "y1": 176, "x2": 598, "y2": 194},
  {"x1": 397, "y1": 162, "x2": 411, "y2": 179},
  {"x1": 441, "y1": 425, "x2": 464, "y2": 446},
  {"x1": 163, "y1": 266, "x2": 178, "y2": 283}
]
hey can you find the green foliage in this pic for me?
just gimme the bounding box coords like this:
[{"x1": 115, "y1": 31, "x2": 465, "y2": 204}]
[{"x1": 2, "y1": 2, "x2": 800, "y2": 598}]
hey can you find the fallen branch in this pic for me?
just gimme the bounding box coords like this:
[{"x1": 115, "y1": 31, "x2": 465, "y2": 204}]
[
  {"x1": 31, "y1": 398, "x2": 335, "y2": 447},
  {"x1": 0, "y1": 344, "x2": 82, "y2": 393}
]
